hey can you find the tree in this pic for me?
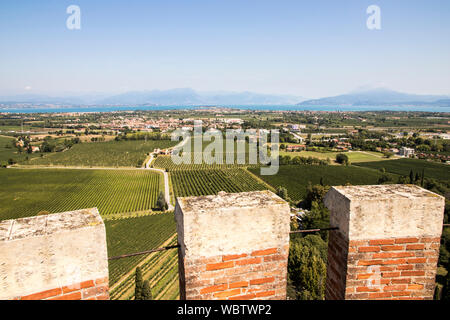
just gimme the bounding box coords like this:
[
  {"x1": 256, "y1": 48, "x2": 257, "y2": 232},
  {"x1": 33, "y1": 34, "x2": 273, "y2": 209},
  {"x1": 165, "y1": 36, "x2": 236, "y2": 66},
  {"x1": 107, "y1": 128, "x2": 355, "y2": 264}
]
[
  {"x1": 276, "y1": 186, "x2": 289, "y2": 201},
  {"x1": 288, "y1": 240, "x2": 326, "y2": 300},
  {"x1": 409, "y1": 170, "x2": 414, "y2": 184},
  {"x1": 156, "y1": 191, "x2": 167, "y2": 211},
  {"x1": 142, "y1": 280, "x2": 153, "y2": 300},
  {"x1": 135, "y1": 267, "x2": 143, "y2": 300},
  {"x1": 335, "y1": 153, "x2": 349, "y2": 165}
]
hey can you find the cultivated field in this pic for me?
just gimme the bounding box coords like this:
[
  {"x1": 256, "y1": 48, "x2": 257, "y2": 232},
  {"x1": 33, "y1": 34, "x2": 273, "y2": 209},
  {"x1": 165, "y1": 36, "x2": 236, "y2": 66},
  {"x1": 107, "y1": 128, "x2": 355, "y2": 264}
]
[
  {"x1": 0, "y1": 168, "x2": 163, "y2": 220},
  {"x1": 280, "y1": 150, "x2": 388, "y2": 163},
  {"x1": 105, "y1": 214, "x2": 178, "y2": 300},
  {"x1": 27, "y1": 140, "x2": 177, "y2": 168},
  {"x1": 249, "y1": 165, "x2": 398, "y2": 201},
  {"x1": 170, "y1": 168, "x2": 270, "y2": 198},
  {"x1": 355, "y1": 158, "x2": 449, "y2": 182}
]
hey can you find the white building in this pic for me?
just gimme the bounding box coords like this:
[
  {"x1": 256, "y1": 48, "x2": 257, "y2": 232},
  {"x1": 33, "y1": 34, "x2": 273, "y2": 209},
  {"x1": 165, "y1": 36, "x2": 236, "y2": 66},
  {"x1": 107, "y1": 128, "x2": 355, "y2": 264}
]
[{"x1": 399, "y1": 147, "x2": 415, "y2": 157}]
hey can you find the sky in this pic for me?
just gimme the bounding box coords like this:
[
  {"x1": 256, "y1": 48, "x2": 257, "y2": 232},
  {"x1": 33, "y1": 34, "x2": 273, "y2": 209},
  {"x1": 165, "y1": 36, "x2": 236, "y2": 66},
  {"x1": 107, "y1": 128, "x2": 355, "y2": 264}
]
[{"x1": 0, "y1": 0, "x2": 449, "y2": 99}]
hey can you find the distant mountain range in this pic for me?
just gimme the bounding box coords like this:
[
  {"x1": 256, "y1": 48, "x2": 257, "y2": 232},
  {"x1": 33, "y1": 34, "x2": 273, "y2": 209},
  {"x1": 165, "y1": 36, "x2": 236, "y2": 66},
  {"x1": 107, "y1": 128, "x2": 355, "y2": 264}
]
[
  {"x1": 0, "y1": 89, "x2": 304, "y2": 106},
  {"x1": 297, "y1": 88, "x2": 450, "y2": 107},
  {"x1": 1, "y1": 88, "x2": 449, "y2": 108}
]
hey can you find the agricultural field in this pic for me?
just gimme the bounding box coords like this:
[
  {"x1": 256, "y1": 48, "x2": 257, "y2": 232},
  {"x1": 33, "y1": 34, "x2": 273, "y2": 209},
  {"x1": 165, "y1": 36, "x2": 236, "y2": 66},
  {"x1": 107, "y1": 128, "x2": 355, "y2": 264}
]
[
  {"x1": 170, "y1": 168, "x2": 270, "y2": 198},
  {"x1": 105, "y1": 214, "x2": 178, "y2": 300},
  {"x1": 355, "y1": 158, "x2": 450, "y2": 182},
  {"x1": 280, "y1": 150, "x2": 389, "y2": 163},
  {"x1": 27, "y1": 139, "x2": 177, "y2": 168},
  {"x1": 153, "y1": 138, "x2": 258, "y2": 171},
  {"x1": 0, "y1": 168, "x2": 163, "y2": 221},
  {"x1": 249, "y1": 165, "x2": 398, "y2": 202}
]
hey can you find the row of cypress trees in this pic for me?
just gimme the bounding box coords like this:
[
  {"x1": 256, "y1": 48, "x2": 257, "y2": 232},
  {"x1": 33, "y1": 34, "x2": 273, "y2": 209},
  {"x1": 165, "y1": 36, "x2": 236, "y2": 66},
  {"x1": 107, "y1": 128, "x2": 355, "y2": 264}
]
[{"x1": 135, "y1": 266, "x2": 153, "y2": 300}]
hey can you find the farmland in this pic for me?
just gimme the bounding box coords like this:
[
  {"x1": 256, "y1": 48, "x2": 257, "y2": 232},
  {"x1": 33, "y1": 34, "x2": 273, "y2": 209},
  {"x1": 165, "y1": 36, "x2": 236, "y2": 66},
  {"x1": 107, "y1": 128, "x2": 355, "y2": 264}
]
[
  {"x1": 105, "y1": 214, "x2": 178, "y2": 300},
  {"x1": 27, "y1": 139, "x2": 177, "y2": 168},
  {"x1": 248, "y1": 165, "x2": 398, "y2": 201},
  {"x1": 0, "y1": 168, "x2": 163, "y2": 221},
  {"x1": 280, "y1": 150, "x2": 389, "y2": 163},
  {"x1": 170, "y1": 168, "x2": 270, "y2": 198},
  {"x1": 355, "y1": 158, "x2": 449, "y2": 182}
]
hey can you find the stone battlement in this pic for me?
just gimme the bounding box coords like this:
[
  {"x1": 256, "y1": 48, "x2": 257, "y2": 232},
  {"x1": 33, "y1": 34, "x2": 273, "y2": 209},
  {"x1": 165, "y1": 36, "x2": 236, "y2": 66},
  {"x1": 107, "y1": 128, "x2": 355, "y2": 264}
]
[{"x1": 0, "y1": 208, "x2": 109, "y2": 300}]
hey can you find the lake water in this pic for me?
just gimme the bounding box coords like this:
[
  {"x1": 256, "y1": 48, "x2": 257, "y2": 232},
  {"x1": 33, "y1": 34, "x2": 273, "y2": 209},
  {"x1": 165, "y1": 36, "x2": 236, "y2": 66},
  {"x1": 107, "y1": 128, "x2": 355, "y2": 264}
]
[{"x1": 1, "y1": 105, "x2": 449, "y2": 113}]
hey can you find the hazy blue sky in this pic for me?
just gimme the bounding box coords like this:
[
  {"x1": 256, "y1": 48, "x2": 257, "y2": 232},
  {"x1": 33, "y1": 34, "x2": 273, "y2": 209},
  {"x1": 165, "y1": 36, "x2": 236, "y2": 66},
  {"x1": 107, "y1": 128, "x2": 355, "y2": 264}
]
[{"x1": 0, "y1": 0, "x2": 449, "y2": 98}]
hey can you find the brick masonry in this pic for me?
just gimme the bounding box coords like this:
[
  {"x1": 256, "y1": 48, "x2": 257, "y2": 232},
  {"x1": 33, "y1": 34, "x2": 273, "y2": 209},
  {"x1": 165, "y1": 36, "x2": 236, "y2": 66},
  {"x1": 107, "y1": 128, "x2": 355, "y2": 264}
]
[
  {"x1": 179, "y1": 246, "x2": 289, "y2": 300},
  {"x1": 175, "y1": 191, "x2": 291, "y2": 300},
  {"x1": 324, "y1": 185, "x2": 445, "y2": 300},
  {"x1": 326, "y1": 232, "x2": 440, "y2": 300},
  {"x1": 13, "y1": 277, "x2": 109, "y2": 300}
]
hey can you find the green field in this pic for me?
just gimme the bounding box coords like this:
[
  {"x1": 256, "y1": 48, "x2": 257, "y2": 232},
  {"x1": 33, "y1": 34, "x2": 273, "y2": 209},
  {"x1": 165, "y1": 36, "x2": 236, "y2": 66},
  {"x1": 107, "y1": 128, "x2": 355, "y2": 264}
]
[
  {"x1": 105, "y1": 214, "x2": 177, "y2": 290},
  {"x1": 170, "y1": 168, "x2": 269, "y2": 198},
  {"x1": 27, "y1": 139, "x2": 177, "y2": 168},
  {"x1": 0, "y1": 169, "x2": 162, "y2": 220},
  {"x1": 280, "y1": 150, "x2": 388, "y2": 163},
  {"x1": 355, "y1": 158, "x2": 449, "y2": 182},
  {"x1": 249, "y1": 165, "x2": 398, "y2": 201}
]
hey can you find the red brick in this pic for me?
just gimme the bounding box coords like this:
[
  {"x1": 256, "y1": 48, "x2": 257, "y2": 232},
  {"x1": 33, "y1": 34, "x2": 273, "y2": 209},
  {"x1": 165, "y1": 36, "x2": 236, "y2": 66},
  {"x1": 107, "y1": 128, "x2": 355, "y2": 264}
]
[
  {"x1": 206, "y1": 261, "x2": 234, "y2": 271},
  {"x1": 250, "y1": 277, "x2": 275, "y2": 285},
  {"x1": 213, "y1": 289, "x2": 241, "y2": 298},
  {"x1": 382, "y1": 272, "x2": 401, "y2": 278},
  {"x1": 96, "y1": 294, "x2": 109, "y2": 300},
  {"x1": 200, "y1": 284, "x2": 228, "y2": 294},
  {"x1": 358, "y1": 246, "x2": 381, "y2": 253},
  {"x1": 381, "y1": 245, "x2": 404, "y2": 251},
  {"x1": 369, "y1": 239, "x2": 395, "y2": 245},
  {"x1": 401, "y1": 271, "x2": 425, "y2": 277},
  {"x1": 406, "y1": 244, "x2": 425, "y2": 250},
  {"x1": 228, "y1": 293, "x2": 256, "y2": 300},
  {"x1": 383, "y1": 285, "x2": 407, "y2": 291},
  {"x1": 48, "y1": 291, "x2": 81, "y2": 300},
  {"x1": 397, "y1": 265, "x2": 414, "y2": 270},
  {"x1": 356, "y1": 286, "x2": 379, "y2": 292},
  {"x1": 263, "y1": 255, "x2": 286, "y2": 262},
  {"x1": 408, "y1": 284, "x2": 424, "y2": 290},
  {"x1": 358, "y1": 259, "x2": 383, "y2": 266},
  {"x1": 392, "y1": 291, "x2": 411, "y2": 297},
  {"x1": 395, "y1": 238, "x2": 419, "y2": 244},
  {"x1": 391, "y1": 278, "x2": 411, "y2": 284},
  {"x1": 382, "y1": 259, "x2": 406, "y2": 265},
  {"x1": 255, "y1": 290, "x2": 276, "y2": 298},
  {"x1": 251, "y1": 248, "x2": 278, "y2": 256},
  {"x1": 369, "y1": 292, "x2": 392, "y2": 299},
  {"x1": 223, "y1": 254, "x2": 247, "y2": 262},
  {"x1": 22, "y1": 288, "x2": 62, "y2": 300},
  {"x1": 373, "y1": 252, "x2": 414, "y2": 259},
  {"x1": 229, "y1": 281, "x2": 248, "y2": 289},
  {"x1": 235, "y1": 257, "x2": 261, "y2": 266}
]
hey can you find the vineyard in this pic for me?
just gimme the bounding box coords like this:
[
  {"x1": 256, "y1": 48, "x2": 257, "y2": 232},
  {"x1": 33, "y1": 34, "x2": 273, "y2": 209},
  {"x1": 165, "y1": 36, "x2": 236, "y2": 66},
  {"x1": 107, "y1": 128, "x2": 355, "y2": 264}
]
[
  {"x1": 27, "y1": 139, "x2": 177, "y2": 168},
  {"x1": 249, "y1": 165, "x2": 398, "y2": 201},
  {"x1": 355, "y1": 158, "x2": 450, "y2": 182},
  {"x1": 0, "y1": 169, "x2": 163, "y2": 221},
  {"x1": 170, "y1": 168, "x2": 270, "y2": 197},
  {"x1": 105, "y1": 214, "x2": 179, "y2": 300}
]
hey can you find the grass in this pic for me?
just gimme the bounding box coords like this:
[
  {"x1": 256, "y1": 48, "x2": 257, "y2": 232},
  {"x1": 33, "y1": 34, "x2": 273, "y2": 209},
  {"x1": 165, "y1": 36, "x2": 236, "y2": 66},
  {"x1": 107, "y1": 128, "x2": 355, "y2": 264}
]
[
  {"x1": 280, "y1": 150, "x2": 387, "y2": 163},
  {"x1": 27, "y1": 139, "x2": 177, "y2": 168},
  {"x1": 0, "y1": 168, "x2": 162, "y2": 220},
  {"x1": 249, "y1": 165, "x2": 398, "y2": 201},
  {"x1": 354, "y1": 158, "x2": 450, "y2": 182}
]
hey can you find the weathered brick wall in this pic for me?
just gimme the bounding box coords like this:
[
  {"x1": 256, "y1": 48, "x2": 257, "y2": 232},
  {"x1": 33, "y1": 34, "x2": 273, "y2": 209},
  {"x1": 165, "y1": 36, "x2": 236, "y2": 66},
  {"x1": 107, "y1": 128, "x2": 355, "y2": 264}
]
[
  {"x1": 343, "y1": 236, "x2": 440, "y2": 300},
  {"x1": 181, "y1": 247, "x2": 288, "y2": 300},
  {"x1": 0, "y1": 208, "x2": 109, "y2": 300},
  {"x1": 14, "y1": 277, "x2": 109, "y2": 300},
  {"x1": 324, "y1": 185, "x2": 445, "y2": 300},
  {"x1": 175, "y1": 191, "x2": 290, "y2": 300}
]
